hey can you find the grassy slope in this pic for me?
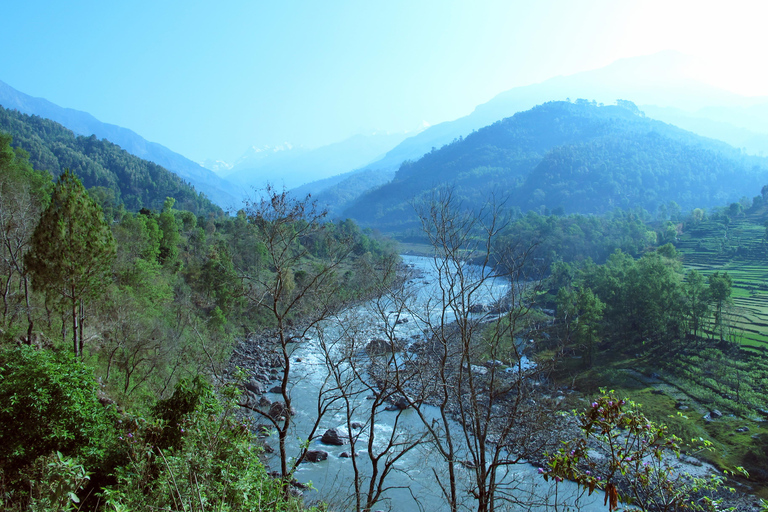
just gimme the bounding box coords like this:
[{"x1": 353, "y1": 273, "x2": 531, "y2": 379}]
[
  {"x1": 554, "y1": 207, "x2": 768, "y2": 496},
  {"x1": 676, "y1": 208, "x2": 768, "y2": 352}
]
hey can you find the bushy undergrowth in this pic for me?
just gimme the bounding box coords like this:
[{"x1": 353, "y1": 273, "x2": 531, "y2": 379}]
[
  {"x1": 102, "y1": 377, "x2": 312, "y2": 512},
  {"x1": 0, "y1": 346, "x2": 117, "y2": 489},
  {"x1": 0, "y1": 346, "x2": 310, "y2": 511}
]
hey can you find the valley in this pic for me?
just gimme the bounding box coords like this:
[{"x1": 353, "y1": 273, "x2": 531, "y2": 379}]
[{"x1": 4, "y1": 52, "x2": 768, "y2": 511}]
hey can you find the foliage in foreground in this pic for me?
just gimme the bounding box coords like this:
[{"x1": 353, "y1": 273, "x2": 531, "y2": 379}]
[
  {"x1": 0, "y1": 348, "x2": 311, "y2": 511},
  {"x1": 543, "y1": 391, "x2": 744, "y2": 512},
  {"x1": 102, "y1": 377, "x2": 313, "y2": 512},
  {"x1": 0, "y1": 345, "x2": 116, "y2": 486}
]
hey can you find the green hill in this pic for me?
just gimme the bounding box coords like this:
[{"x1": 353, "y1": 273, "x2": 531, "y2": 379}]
[
  {"x1": 0, "y1": 106, "x2": 221, "y2": 216},
  {"x1": 344, "y1": 101, "x2": 768, "y2": 231}
]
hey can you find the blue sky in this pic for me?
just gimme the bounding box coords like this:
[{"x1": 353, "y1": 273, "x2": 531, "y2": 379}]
[{"x1": 2, "y1": 1, "x2": 767, "y2": 163}]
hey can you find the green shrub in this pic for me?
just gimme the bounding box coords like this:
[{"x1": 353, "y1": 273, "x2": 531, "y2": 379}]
[
  {"x1": 0, "y1": 346, "x2": 116, "y2": 481},
  {"x1": 104, "y1": 378, "x2": 310, "y2": 511}
]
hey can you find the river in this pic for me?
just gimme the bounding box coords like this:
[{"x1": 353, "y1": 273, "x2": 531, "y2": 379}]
[{"x1": 258, "y1": 255, "x2": 606, "y2": 511}]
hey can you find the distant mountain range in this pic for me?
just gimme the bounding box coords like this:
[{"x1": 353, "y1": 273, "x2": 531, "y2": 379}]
[
  {"x1": 0, "y1": 79, "x2": 242, "y2": 210},
  {"x1": 5, "y1": 51, "x2": 768, "y2": 230},
  {"x1": 223, "y1": 131, "x2": 414, "y2": 191},
  {"x1": 297, "y1": 51, "x2": 768, "y2": 215},
  {"x1": 343, "y1": 101, "x2": 768, "y2": 231}
]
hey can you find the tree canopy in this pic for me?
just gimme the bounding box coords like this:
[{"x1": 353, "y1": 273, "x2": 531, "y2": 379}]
[{"x1": 25, "y1": 170, "x2": 116, "y2": 356}]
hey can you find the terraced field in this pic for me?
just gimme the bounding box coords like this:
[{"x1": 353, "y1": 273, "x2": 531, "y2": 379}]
[{"x1": 676, "y1": 210, "x2": 768, "y2": 354}]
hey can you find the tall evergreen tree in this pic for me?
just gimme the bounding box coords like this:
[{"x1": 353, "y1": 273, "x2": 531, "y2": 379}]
[{"x1": 25, "y1": 170, "x2": 116, "y2": 357}]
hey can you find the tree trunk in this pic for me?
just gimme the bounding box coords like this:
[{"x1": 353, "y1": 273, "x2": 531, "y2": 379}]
[
  {"x1": 78, "y1": 298, "x2": 85, "y2": 357},
  {"x1": 24, "y1": 275, "x2": 33, "y2": 344},
  {"x1": 72, "y1": 297, "x2": 79, "y2": 358}
]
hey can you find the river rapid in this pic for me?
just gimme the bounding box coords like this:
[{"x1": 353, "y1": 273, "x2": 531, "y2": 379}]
[{"x1": 257, "y1": 255, "x2": 606, "y2": 511}]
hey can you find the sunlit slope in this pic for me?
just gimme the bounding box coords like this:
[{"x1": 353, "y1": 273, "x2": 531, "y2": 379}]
[
  {"x1": 676, "y1": 205, "x2": 768, "y2": 353},
  {"x1": 345, "y1": 101, "x2": 768, "y2": 231}
]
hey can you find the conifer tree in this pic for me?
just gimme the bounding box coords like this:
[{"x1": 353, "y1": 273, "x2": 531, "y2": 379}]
[{"x1": 26, "y1": 170, "x2": 116, "y2": 357}]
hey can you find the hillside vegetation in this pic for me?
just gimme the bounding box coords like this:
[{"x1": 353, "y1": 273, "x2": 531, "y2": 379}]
[
  {"x1": 344, "y1": 100, "x2": 768, "y2": 231},
  {"x1": 535, "y1": 193, "x2": 768, "y2": 492},
  {"x1": 0, "y1": 133, "x2": 395, "y2": 510},
  {"x1": 0, "y1": 106, "x2": 220, "y2": 216}
]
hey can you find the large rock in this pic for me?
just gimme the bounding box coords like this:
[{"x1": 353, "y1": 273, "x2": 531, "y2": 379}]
[
  {"x1": 394, "y1": 396, "x2": 409, "y2": 410},
  {"x1": 385, "y1": 396, "x2": 410, "y2": 411},
  {"x1": 242, "y1": 389, "x2": 258, "y2": 406},
  {"x1": 470, "y1": 364, "x2": 488, "y2": 376},
  {"x1": 468, "y1": 303, "x2": 488, "y2": 313},
  {"x1": 269, "y1": 401, "x2": 294, "y2": 420},
  {"x1": 321, "y1": 428, "x2": 347, "y2": 446},
  {"x1": 366, "y1": 338, "x2": 394, "y2": 355},
  {"x1": 304, "y1": 450, "x2": 328, "y2": 463},
  {"x1": 244, "y1": 379, "x2": 263, "y2": 395}
]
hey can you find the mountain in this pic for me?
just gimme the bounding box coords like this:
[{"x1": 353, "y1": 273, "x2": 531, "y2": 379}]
[
  {"x1": 291, "y1": 167, "x2": 393, "y2": 217},
  {"x1": 225, "y1": 143, "x2": 304, "y2": 177},
  {"x1": 0, "y1": 105, "x2": 220, "y2": 216},
  {"x1": 0, "y1": 79, "x2": 241, "y2": 209},
  {"x1": 343, "y1": 101, "x2": 768, "y2": 231},
  {"x1": 352, "y1": 51, "x2": 768, "y2": 184},
  {"x1": 226, "y1": 132, "x2": 412, "y2": 191},
  {"x1": 640, "y1": 105, "x2": 768, "y2": 156}
]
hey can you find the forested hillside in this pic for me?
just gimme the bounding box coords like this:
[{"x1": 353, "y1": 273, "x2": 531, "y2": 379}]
[
  {"x1": 0, "y1": 134, "x2": 394, "y2": 510},
  {"x1": 345, "y1": 101, "x2": 768, "y2": 230},
  {"x1": 0, "y1": 106, "x2": 220, "y2": 216},
  {"x1": 0, "y1": 80, "x2": 242, "y2": 208}
]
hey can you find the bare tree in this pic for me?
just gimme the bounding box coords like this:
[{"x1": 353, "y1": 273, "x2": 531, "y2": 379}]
[
  {"x1": 0, "y1": 175, "x2": 42, "y2": 341},
  {"x1": 311, "y1": 314, "x2": 425, "y2": 511},
  {"x1": 369, "y1": 188, "x2": 565, "y2": 511},
  {"x1": 238, "y1": 186, "x2": 355, "y2": 482}
]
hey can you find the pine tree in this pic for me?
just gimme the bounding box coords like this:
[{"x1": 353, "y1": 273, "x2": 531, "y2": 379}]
[{"x1": 25, "y1": 170, "x2": 116, "y2": 357}]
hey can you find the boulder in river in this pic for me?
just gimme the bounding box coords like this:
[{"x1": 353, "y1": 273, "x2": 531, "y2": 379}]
[
  {"x1": 244, "y1": 379, "x2": 263, "y2": 395},
  {"x1": 269, "y1": 401, "x2": 294, "y2": 420},
  {"x1": 304, "y1": 450, "x2": 328, "y2": 463},
  {"x1": 366, "y1": 338, "x2": 394, "y2": 355},
  {"x1": 385, "y1": 396, "x2": 410, "y2": 411},
  {"x1": 321, "y1": 428, "x2": 347, "y2": 446},
  {"x1": 468, "y1": 303, "x2": 488, "y2": 313}
]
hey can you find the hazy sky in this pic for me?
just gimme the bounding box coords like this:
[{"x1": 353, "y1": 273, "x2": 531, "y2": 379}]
[{"x1": 2, "y1": 1, "x2": 767, "y2": 163}]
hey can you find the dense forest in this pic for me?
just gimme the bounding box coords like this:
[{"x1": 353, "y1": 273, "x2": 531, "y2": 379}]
[
  {"x1": 0, "y1": 106, "x2": 220, "y2": 215},
  {"x1": 344, "y1": 100, "x2": 768, "y2": 231},
  {"x1": 0, "y1": 132, "x2": 396, "y2": 511}
]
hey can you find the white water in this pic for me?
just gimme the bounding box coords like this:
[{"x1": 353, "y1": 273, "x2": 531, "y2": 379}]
[{"x1": 257, "y1": 255, "x2": 605, "y2": 511}]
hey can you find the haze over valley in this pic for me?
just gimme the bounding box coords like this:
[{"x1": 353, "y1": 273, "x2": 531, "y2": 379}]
[{"x1": 3, "y1": 2, "x2": 768, "y2": 511}]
